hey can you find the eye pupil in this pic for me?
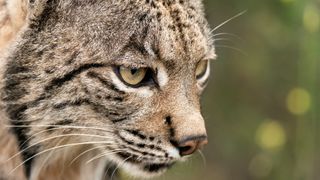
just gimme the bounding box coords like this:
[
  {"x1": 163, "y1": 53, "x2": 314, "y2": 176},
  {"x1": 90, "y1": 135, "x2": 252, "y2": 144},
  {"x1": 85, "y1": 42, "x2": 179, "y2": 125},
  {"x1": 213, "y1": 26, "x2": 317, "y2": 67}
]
[{"x1": 131, "y1": 68, "x2": 138, "y2": 75}]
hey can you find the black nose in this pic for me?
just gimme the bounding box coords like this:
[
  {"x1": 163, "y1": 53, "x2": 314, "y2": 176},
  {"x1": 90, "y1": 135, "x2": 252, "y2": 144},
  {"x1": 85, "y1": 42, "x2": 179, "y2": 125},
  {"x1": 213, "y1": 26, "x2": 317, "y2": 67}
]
[{"x1": 176, "y1": 135, "x2": 208, "y2": 156}]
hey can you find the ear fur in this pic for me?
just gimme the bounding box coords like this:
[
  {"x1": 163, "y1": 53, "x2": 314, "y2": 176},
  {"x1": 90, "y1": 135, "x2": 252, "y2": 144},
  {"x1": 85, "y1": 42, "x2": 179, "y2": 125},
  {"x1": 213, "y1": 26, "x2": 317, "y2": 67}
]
[
  {"x1": 0, "y1": 0, "x2": 27, "y2": 50},
  {"x1": 27, "y1": 0, "x2": 49, "y2": 20},
  {"x1": 5, "y1": 0, "x2": 28, "y2": 28},
  {"x1": 2, "y1": 0, "x2": 49, "y2": 23}
]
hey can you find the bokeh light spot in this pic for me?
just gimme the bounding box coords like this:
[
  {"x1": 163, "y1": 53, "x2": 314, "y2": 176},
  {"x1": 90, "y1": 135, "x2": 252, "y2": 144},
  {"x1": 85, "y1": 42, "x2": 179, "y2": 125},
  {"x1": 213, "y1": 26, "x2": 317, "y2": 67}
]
[
  {"x1": 303, "y1": 5, "x2": 320, "y2": 33},
  {"x1": 286, "y1": 88, "x2": 311, "y2": 115},
  {"x1": 256, "y1": 120, "x2": 286, "y2": 151},
  {"x1": 249, "y1": 153, "x2": 273, "y2": 178}
]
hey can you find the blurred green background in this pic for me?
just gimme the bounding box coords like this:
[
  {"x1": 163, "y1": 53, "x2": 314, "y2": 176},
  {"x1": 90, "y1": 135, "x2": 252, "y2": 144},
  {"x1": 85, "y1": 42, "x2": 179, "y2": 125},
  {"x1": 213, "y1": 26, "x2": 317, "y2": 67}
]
[{"x1": 123, "y1": 0, "x2": 320, "y2": 179}]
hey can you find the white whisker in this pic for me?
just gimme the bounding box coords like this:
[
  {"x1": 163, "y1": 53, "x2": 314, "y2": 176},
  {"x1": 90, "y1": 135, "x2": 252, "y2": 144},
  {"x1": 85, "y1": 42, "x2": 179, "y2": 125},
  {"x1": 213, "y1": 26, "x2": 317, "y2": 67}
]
[
  {"x1": 211, "y1": 10, "x2": 247, "y2": 33},
  {"x1": 36, "y1": 139, "x2": 65, "y2": 177},
  {"x1": 9, "y1": 141, "x2": 115, "y2": 175},
  {"x1": 214, "y1": 38, "x2": 235, "y2": 43},
  {"x1": 5, "y1": 124, "x2": 113, "y2": 133},
  {"x1": 17, "y1": 126, "x2": 114, "y2": 150},
  {"x1": 86, "y1": 150, "x2": 124, "y2": 164},
  {"x1": 212, "y1": 32, "x2": 243, "y2": 41},
  {"x1": 69, "y1": 146, "x2": 105, "y2": 166},
  {"x1": 215, "y1": 45, "x2": 247, "y2": 56},
  {"x1": 111, "y1": 155, "x2": 132, "y2": 180},
  {"x1": 136, "y1": 154, "x2": 144, "y2": 162},
  {"x1": 197, "y1": 150, "x2": 207, "y2": 167},
  {"x1": 7, "y1": 134, "x2": 114, "y2": 163}
]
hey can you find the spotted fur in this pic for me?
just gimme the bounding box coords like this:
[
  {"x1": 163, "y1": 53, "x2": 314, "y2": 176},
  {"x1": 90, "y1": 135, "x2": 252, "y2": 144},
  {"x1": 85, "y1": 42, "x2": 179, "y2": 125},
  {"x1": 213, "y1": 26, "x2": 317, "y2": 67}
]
[{"x1": 0, "y1": 0, "x2": 216, "y2": 179}]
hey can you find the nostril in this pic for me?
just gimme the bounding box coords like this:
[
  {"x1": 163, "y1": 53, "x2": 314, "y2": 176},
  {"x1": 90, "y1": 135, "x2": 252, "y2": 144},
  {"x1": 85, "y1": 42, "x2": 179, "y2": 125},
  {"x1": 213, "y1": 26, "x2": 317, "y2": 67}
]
[
  {"x1": 179, "y1": 146, "x2": 192, "y2": 152},
  {"x1": 179, "y1": 144, "x2": 196, "y2": 156},
  {"x1": 165, "y1": 116, "x2": 172, "y2": 125},
  {"x1": 177, "y1": 135, "x2": 208, "y2": 156}
]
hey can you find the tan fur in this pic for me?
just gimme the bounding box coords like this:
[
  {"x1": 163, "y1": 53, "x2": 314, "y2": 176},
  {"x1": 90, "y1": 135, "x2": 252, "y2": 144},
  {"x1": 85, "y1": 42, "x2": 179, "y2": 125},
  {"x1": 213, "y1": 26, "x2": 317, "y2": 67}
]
[
  {"x1": 0, "y1": 0, "x2": 215, "y2": 179},
  {"x1": 0, "y1": 1, "x2": 27, "y2": 179},
  {"x1": 33, "y1": 146, "x2": 107, "y2": 180},
  {"x1": 0, "y1": 0, "x2": 27, "y2": 52},
  {"x1": 0, "y1": 111, "x2": 26, "y2": 180}
]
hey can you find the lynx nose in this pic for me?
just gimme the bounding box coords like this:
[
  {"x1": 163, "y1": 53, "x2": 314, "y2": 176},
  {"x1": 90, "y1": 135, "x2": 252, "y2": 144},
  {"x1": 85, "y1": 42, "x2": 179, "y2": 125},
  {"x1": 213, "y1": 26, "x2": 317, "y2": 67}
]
[{"x1": 177, "y1": 136, "x2": 208, "y2": 156}]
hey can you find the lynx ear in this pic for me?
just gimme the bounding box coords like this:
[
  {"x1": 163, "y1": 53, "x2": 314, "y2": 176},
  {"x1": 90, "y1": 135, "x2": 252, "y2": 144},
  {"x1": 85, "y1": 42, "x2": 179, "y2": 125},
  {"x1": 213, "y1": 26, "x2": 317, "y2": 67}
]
[
  {"x1": 5, "y1": 0, "x2": 28, "y2": 28},
  {"x1": 4, "y1": 0, "x2": 49, "y2": 24},
  {"x1": 0, "y1": 0, "x2": 28, "y2": 49}
]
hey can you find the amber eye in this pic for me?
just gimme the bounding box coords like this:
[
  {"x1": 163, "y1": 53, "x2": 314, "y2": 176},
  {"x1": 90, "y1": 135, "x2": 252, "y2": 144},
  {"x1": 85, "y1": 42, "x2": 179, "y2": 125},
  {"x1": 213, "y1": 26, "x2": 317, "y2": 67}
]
[
  {"x1": 119, "y1": 66, "x2": 147, "y2": 86},
  {"x1": 195, "y1": 60, "x2": 209, "y2": 79}
]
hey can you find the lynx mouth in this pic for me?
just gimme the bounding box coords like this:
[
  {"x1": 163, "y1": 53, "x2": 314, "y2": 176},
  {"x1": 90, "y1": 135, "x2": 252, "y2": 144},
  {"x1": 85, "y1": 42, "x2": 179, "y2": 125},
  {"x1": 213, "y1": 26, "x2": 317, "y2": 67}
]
[{"x1": 117, "y1": 152, "x2": 175, "y2": 173}]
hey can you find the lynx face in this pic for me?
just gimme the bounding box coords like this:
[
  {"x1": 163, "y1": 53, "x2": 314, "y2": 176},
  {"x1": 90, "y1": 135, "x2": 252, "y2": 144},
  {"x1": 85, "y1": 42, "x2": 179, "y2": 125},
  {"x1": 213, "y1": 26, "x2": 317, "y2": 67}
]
[{"x1": 2, "y1": 0, "x2": 215, "y2": 178}]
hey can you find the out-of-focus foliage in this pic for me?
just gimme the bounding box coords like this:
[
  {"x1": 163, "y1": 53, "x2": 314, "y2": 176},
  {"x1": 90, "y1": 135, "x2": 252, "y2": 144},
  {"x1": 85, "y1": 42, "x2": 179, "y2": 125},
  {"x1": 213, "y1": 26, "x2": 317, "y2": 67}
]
[{"x1": 122, "y1": 0, "x2": 320, "y2": 179}]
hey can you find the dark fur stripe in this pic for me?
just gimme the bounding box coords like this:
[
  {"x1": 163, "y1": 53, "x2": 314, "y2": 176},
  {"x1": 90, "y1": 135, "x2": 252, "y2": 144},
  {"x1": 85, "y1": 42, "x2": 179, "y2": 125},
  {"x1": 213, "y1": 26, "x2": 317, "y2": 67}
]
[
  {"x1": 118, "y1": 135, "x2": 166, "y2": 154},
  {"x1": 124, "y1": 129, "x2": 146, "y2": 140},
  {"x1": 116, "y1": 149, "x2": 156, "y2": 162},
  {"x1": 52, "y1": 98, "x2": 129, "y2": 123},
  {"x1": 45, "y1": 63, "x2": 106, "y2": 91},
  {"x1": 116, "y1": 152, "x2": 172, "y2": 172},
  {"x1": 86, "y1": 71, "x2": 124, "y2": 94},
  {"x1": 122, "y1": 14, "x2": 151, "y2": 56},
  {"x1": 143, "y1": 163, "x2": 172, "y2": 172},
  {"x1": 126, "y1": 146, "x2": 159, "y2": 158},
  {"x1": 124, "y1": 33, "x2": 148, "y2": 55},
  {"x1": 110, "y1": 117, "x2": 127, "y2": 123},
  {"x1": 6, "y1": 104, "x2": 38, "y2": 178},
  {"x1": 52, "y1": 99, "x2": 89, "y2": 109},
  {"x1": 4, "y1": 76, "x2": 28, "y2": 101},
  {"x1": 3, "y1": 73, "x2": 36, "y2": 102},
  {"x1": 88, "y1": 102, "x2": 129, "y2": 123}
]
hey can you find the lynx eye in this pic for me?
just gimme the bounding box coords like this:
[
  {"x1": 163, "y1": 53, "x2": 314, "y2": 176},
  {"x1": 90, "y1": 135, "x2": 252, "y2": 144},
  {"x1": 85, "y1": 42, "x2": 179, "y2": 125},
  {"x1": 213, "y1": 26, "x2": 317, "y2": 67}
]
[
  {"x1": 195, "y1": 60, "x2": 209, "y2": 79},
  {"x1": 119, "y1": 66, "x2": 148, "y2": 86}
]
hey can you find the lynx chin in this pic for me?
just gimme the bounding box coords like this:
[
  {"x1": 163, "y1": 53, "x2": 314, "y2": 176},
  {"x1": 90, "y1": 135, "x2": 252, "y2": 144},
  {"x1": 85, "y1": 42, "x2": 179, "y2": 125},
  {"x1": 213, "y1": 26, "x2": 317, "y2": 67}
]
[{"x1": 0, "y1": 0, "x2": 216, "y2": 179}]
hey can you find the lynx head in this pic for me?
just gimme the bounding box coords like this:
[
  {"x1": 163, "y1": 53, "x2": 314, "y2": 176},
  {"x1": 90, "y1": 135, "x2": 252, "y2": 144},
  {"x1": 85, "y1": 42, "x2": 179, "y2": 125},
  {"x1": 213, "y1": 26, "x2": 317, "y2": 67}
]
[{"x1": 3, "y1": 0, "x2": 216, "y2": 178}]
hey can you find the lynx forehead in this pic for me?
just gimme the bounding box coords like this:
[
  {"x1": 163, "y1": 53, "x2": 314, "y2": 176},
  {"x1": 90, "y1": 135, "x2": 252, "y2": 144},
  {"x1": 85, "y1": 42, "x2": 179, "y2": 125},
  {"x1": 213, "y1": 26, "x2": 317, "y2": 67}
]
[
  {"x1": 144, "y1": 0, "x2": 214, "y2": 61},
  {"x1": 0, "y1": 0, "x2": 216, "y2": 179}
]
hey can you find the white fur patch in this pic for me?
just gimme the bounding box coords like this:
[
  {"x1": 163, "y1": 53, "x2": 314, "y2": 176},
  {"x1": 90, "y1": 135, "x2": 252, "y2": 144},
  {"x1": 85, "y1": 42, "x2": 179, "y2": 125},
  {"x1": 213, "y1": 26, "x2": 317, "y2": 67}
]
[
  {"x1": 166, "y1": 147, "x2": 180, "y2": 159},
  {"x1": 156, "y1": 64, "x2": 169, "y2": 87}
]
